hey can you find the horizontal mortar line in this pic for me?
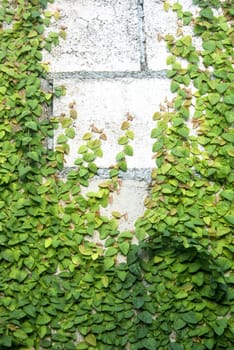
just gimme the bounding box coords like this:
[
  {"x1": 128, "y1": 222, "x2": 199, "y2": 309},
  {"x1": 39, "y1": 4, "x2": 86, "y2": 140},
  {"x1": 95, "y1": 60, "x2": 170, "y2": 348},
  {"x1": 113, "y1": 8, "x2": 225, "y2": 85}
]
[
  {"x1": 47, "y1": 70, "x2": 167, "y2": 80},
  {"x1": 59, "y1": 167, "x2": 153, "y2": 182}
]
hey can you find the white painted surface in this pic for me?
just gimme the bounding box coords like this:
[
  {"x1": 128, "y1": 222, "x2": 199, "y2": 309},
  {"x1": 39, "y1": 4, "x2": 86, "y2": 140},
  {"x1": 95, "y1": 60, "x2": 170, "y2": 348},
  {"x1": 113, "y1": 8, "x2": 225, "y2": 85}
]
[
  {"x1": 44, "y1": 0, "x2": 199, "y2": 72},
  {"x1": 144, "y1": 0, "x2": 178, "y2": 71},
  {"x1": 81, "y1": 179, "x2": 148, "y2": 231},
  {"x1": 44, "y1": 0, "x2": 140, "y2": 72},
  {"x1": 145, "y1": 0, "x2": 199, "y2": 70},
  {"x1": 53, "y1": 77, "x2": 173, "y2": 169}
]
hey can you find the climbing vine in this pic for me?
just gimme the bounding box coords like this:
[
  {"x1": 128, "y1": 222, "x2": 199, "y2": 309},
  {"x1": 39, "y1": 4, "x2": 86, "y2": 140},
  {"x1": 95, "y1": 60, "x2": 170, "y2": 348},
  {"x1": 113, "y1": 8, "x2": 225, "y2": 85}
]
[{"x1": 0, "y1": 0, "x2": 233, "y2": 350}]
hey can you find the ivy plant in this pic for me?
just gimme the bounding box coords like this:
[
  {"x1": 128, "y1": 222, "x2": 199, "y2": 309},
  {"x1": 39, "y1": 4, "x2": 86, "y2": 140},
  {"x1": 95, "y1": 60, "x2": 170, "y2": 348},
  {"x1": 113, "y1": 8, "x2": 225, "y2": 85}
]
[{"x1": 0, "y1": 0, "x2": 233, "y2": 349}]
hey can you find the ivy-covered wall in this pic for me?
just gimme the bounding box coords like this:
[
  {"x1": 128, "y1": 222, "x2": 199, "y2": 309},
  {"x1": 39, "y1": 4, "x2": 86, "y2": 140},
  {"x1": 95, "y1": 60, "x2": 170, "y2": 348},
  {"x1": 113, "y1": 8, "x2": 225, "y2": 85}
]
[{"x1": 0, "y1": 0, "x2": 233, "y2": 350}]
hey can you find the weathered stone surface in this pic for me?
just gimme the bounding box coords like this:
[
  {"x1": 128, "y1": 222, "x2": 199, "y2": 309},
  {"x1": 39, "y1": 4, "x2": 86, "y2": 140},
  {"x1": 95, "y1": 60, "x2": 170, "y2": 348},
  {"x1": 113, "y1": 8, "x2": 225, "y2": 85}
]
[
  {"x1": 81, "y1": 179, "x2": 148, "y2": 231},
  {"x1": 53, "y1": 77, "x2": 173, "y2": 169},
  {"x1": 144, "y1": 0, "x2": 177, "y2": 71},
  {"x1": 145, "y1": 0, "x2": 199, "y2": 70},
  {"x1": 43, "y1": 0, "x2": 140, "y2": 72},
  {"x1": 44, "y1": 0, "x2": 197, "y2": 235}
]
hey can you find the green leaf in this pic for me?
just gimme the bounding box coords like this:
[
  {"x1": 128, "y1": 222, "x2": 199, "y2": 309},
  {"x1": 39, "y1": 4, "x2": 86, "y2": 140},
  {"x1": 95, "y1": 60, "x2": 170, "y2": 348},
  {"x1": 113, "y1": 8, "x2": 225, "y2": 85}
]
[
  {"x1": 138, "y1": 311, "x2": 153, "y2": 324},
  {"x1": 116, "y1": 151, "x2": 125, "y2": 161},
  {"x1": 216, "y1": 83, "x2": 229, "y2": 93},
  {"x1": 203, "y1": 41, "x2": 216, "y2": 52},
  {"x1": 0, "y1": 335, "x2": 12, "y2": 347},
  {"x1": 163, "y1": 1, "x2": 170, "y2": 11},
  {"x1": 27, "y1": 151, "x2": 40, "y2": 162},
  {"x1": 45, "y1": 237, "x2": 52, "y2": 248},
  {"x1": 126, "y1": 130, "x2": 134, "y2": 139},
  {"x1": 23, "y1": 305, "x2": 36, "y2": 318},
  {"x1": 203, "y1": 338, "x2": 214, "y2": 350},
  {"x1": 101, "y1": 275, "x2": 109, "y2": 287},
  {"x1": 188, "y1": 52, "x2": 199, "y2": 63},
  {"x1": 124, "y1": 145, "x2": 133, "y2": 156},
  {"x1": 25, "y1": 121, "x2": 38, "y2": 131},
  {"x1": 118, "y1": 136, "x2": 128, "y2": 145},
  {"x1": 177, "y1": 126, "x2": 189, "y2": 138},
  {"x1": 153, "y1": 112, "x2": 163, "y2": 120},
  {"x1": 152, "y1": 140, "x2": 163, "y2": 152},
  {"x1": 171, "y1": 81, "x2": 180, "y2": 92},
  {"x1": 173, "y1": 117, "x2": 184, "y2": 127},
  {"x1": 28, "y1": 99, "x2": 38, "y2": 110},
  {"x1": 88, "y1": 162, "x2": 97, "y2": 173},
  {"x1": 61, "y1": 118, "x2": 72, "y2": 128},
  {"x1": 141, "y1": 338, "x2": 159, "y2": 350},
  {"x1": 223, "y1": 95, "x2": 234, "y2": 105},
  {"x1": 224, "y1": 215, "x2": 234, "y2": 225},
  {"x1": 39, "y1": 325, "x2": 47, "y2": 338},
  {"x1": 174, "y1": 318, "x2": 186, "y2": 330},
  {"x1": 161, "y1": 163, "x2": 171, "y2": 174},
  {"x1": 211, "y1": 318, "x2": 227, "y2": 336},
  {"x1": 222, "y1": 132, "x2": 234, "y2": 143},
  {"x1": 220, "y1": 189, "x2": 234, "y2": 201},
  {"x1": 133, "y1": 296, "x2": 145, "y2": 309},
  {"x1": 175, "y1": 291, "x2": 188, "y2": 299},
  {"x1": 85, "y1": 334, "x2": 96, "y2": 346},
  {"x1": 208, "y1": 93, "x2": 220, "y2": 105},
  {"x1": 171, "y1": 146, "x2": 189, "y2": 158},
  {"x1": 182, "y1": 312, "x2": 203, "y2": 324},
  {"x1": 200, "y1": 8, "x2": 213, "y2": 19},
  {"x1": 0, "y1": 86, "x2": 7, "y2": 94},
  {"x1": 13, "y1": 329, "x2": 27, "y2": 340},
  {"x1": 105, "y1": 247, "x2": 118, "y2": 257},
  {"x1": 57, "y1": 134, "x2": 68, "y2": 144},
  {"x1": 192, "y1": 272, "x2": 204, "y2": 287},
  {"x1": 119, "y1": 160, "x2": 127, "y2": 171},
  {"x1": 119, "y1": 242, "x2": 130, "y2": 256},
  {"x1": 78, "y1": 145, "x2": 88, "y2": 154},
  {"x1": 104, "y1": 257, "x2": 115, "y2": 270},
  {"x1": 117, "y1": 270, "x2": 127, "y2": 281},
  {"x1": 24, "y1": 256, "x2": 35, "y2": 270},
  {"x1": 225, "y1": 111, "x2": 234, "y2": 123},
  {"x1": 65, "y1": 128, "x2": 75, "y2": 139},
  {"x1": 18, "y1": 166, "x2": 32, "y2": 177},
  {"x1": 181, "y1": 35, "x2": 192, "y2": 47},
  {"x1": 37, "y1": 314, "x2": 51, "y2": 325}
]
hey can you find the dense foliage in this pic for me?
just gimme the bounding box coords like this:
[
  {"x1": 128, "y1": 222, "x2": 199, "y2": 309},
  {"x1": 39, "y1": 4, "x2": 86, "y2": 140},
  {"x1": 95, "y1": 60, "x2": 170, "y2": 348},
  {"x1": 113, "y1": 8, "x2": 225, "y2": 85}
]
[{"x1": 0, "y1": 0, "x2": 233, "y2": 349}]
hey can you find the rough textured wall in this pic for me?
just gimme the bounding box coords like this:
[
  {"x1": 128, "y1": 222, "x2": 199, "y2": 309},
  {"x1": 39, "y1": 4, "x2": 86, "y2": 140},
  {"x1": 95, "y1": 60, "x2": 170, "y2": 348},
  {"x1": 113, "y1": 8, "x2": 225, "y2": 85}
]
[{"x1": 44, "y1": 0, "x2": 196, "y2": 229}]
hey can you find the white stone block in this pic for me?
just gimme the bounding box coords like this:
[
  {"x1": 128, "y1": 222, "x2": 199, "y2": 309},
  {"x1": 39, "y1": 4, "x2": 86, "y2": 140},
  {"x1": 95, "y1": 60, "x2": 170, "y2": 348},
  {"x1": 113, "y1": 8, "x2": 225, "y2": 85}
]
[
  {"x1": 53, "y1": 77, "x2": 173, "y2": 169},
  {"x1": 145, "y1": 0, "x2": 199, "y2": 70},
  {"x1": 81, "y1": 179, "x2": 148, "y2": 232},
  {"x1": 43, "y1": 0, "x2": 140, "y2": 72}
]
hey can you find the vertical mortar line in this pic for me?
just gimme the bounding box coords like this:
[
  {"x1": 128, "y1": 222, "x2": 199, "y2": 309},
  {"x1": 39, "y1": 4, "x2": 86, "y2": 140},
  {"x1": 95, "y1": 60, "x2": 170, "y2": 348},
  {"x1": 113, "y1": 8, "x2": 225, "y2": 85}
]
[
  {"x1": 137, "y1": 0, "x2": 148, "y2": 71},
  {"x1": 47, "y1": 79, "x2": 54, "y2": 150}
]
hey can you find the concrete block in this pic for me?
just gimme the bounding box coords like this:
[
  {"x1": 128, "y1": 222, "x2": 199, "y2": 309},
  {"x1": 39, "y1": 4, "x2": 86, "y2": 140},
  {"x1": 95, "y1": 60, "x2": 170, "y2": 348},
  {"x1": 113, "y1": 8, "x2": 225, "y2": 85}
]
[
  {"x1": 43, "y1": 0, "x2": 140, "y2": 72},
  {"x1": 53, "y1": 77, "x2": 173, "y2": 169},
  {"x1": 144, "y1": 0, "x2": 199, "y2": 70},
  {"x1": 81, "y1": 179, "x2": 148, "y2": 232}
]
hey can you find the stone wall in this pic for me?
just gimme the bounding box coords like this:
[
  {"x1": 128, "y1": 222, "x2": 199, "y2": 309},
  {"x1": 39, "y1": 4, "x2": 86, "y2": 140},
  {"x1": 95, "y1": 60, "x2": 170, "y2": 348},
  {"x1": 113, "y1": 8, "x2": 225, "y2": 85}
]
[{"x1": 44, "y1": 0, "x2": 196, "y2": 230}]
